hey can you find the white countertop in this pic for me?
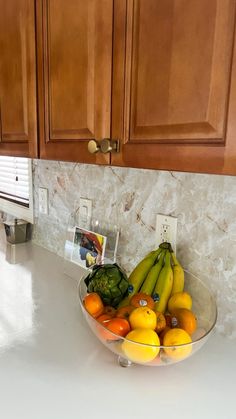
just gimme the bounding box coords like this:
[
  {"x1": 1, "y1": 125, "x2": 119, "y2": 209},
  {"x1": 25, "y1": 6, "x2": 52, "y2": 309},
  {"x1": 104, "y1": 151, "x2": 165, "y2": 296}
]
[{"x1": 0, "y1": 234, "x2": 235, "y2": 419}]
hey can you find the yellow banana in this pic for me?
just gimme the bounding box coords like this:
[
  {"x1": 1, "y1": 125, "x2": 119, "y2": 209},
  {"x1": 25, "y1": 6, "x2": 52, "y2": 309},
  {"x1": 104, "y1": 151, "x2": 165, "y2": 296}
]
[
  {"x1": 153, "y1": 251, "x2": 173, "y2": 313},
  {"x1": 140, "y1": 250, "x2": 166, "y2": 296},
  {"x1": 170, "y1": 252, "x2": 184, "y2": 296},
  {"x1": 118, "y1": 248, "x2": 161, "y2": 307}
]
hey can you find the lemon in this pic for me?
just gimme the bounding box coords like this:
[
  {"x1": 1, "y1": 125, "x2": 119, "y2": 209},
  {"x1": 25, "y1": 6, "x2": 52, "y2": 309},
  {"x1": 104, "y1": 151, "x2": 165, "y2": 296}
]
[
  {"x1": 129, "y1": 307, "x2": 157, "y2": 330},
  {"x1": 122, "y1": 328, "x2": 160, "y2": 363},
  {"x1": 167, "y1": 291, "x2": 192, "y2": 314},
  {"x1": 163, "y1": 328, "x2": 192, "y2": 360}
]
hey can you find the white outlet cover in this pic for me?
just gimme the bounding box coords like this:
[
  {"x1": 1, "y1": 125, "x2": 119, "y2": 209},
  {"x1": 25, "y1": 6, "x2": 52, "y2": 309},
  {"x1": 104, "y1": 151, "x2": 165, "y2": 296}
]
[{"x1": 156, "y1": 214, "x2": 177, "y2": 253}]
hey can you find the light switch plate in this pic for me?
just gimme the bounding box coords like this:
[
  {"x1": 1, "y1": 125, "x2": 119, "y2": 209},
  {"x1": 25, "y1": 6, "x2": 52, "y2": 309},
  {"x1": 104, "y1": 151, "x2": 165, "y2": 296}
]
[
  {"x1": 38, "y1": 187, "x2": 48, "y2": 215},
  {"x1": 79, "y1": 198, "x2": 92, "y2": 228}
]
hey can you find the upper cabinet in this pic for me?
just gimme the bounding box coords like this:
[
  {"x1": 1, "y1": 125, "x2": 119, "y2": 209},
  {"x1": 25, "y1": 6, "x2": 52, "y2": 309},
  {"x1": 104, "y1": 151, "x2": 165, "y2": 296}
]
[
  {"x1": 36, "y1": 0, "x2": 113, "y2": 164},
  {"x1": 0, "y1": 0, "x2": 37, "y2": 157},
  {"x1": 111, "y1": 0, "x2": 236, "y2": 174},
  {"x1": 1, "y1": 0, "x2": 236, "y2": 175}
]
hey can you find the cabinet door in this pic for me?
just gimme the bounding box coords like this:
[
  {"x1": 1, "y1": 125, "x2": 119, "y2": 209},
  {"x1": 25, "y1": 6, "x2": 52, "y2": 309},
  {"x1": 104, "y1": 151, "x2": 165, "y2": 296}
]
[
  {"x1": 112, "y1": 0, "x2": 236, "y2": 174},
  {"x1": 0, "y1": 0, "x2": 37, "y2": 157},
  {"x1": 37, "y1": 0, "x2": 113, "y2": 164}
]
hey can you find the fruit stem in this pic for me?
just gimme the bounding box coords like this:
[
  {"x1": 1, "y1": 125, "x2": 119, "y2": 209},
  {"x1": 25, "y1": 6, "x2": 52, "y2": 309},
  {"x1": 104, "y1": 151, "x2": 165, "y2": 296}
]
[
  {"x1": 159, "y1": 242, "x2": 171, "y2": 250},
  {"x1": 168, "y1": 244, "x2": 174, "y2": 253}
]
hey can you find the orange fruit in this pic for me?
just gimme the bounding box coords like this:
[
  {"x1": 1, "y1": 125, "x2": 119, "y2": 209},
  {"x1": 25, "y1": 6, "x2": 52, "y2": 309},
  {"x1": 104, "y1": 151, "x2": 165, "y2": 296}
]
[
  {"x1": 96, "y1": 323, "x2": 115, "y2": 341},
  {"x1": 83, "y1": 292, "x2": 104, "y2": 318},
  {"x1": 167, "y1": 292, "x2": 192, "y2": 314},
  {"x1": 96, "y1": 313, "x2": 113, "y2": 323},
  {"x1": 159, "y1": 326, "x2": 171, "y2": 345},
  {"x1": 106, "y1": 318, "x2": 131, "y2": 337},
  {"x1": 98, "y1": 318, "x2": 131, "y2": 341},
  {"x1": 116, "y1": 305, "x2": 135, "y2": 320},
  {"x1": 130, "y1": 292, "x2": 155, "y2": 310},
  {"x1": 164, "y1": 313, "x2": 172, "y2": 328},
  {"x1": 155, "y1": 311, "x2": 166, "y2": 334},
  {"x1": 103, "y1": 305, "x2": 116, "y2": 317},
  {"x1": 122, "y1": 328, "x2": 160, "y2": 363},
  {"x1": 149, "y1": 353, "x2": 162, "y2": 365},
  {"x1": 129, "y1": 307, "x2": 157, "y2": 330},
  {"x1": 171, "y1": 308, "x2": 197, "y2": 335},
  {"x1": 163, "y1": 328, "x2": 192, "y2": 360}
]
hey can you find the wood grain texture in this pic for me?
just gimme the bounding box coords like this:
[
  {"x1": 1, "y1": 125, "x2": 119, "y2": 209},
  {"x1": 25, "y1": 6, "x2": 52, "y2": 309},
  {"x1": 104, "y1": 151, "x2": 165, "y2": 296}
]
[
  {"x1": 111, "y1": 0, "x2": 127, "y2": 158},
  {"x1": 0, "y1": 0, "x2": 37, "y2": 157},
  {"x1": 37, "y1": 0, "x2": 112, "y2": 163},
  {"x1": 111, "y1": 0, "x2": 236, "y2": 175},
  {"x1": 127, "y1": 0, "x2": 235, "y2": 142}
]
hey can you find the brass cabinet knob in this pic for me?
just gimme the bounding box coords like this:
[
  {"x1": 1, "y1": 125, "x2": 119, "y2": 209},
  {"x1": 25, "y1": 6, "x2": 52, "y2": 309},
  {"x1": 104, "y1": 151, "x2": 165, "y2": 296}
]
[
  {"x1": 88, "y1": 140, "x2": 100, "y2": 154},
  {"x1": 88, "y1": 139, "x2": 120, "y2": 154},
  {"x1": 100, "y1": 138, "x2": 120, "y2": 154}
]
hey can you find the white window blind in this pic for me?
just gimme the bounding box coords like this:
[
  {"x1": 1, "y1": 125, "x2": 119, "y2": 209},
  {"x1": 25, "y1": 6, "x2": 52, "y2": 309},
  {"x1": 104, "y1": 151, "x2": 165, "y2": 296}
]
[
  {"x1": 0, "y1": 157, "x2": 29, "y2": 207},
  {"x1": 0, "y1": 157, "x2": 33, "y2": 224}
]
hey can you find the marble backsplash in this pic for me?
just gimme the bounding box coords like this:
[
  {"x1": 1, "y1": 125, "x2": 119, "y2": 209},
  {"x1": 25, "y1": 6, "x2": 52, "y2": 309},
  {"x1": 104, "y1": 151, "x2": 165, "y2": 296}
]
[{"x1": 32, "y1": 159, "x2": 236, "y2": 338}]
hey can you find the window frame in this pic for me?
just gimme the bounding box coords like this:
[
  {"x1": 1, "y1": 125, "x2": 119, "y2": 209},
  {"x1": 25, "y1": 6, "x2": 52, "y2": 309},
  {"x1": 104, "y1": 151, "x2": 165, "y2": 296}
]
[{"x1": 0, "y1": 159, "x2": 34, "y2": 223}]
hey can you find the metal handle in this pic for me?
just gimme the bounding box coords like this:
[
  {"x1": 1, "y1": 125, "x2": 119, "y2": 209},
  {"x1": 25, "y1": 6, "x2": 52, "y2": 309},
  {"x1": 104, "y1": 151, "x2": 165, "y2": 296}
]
[
  {"x1": 88, "y1": 140, "x2": 100, "y2": 154},
  {"x1": 100, "y1": 138, "x2": 119, "y2": 154},
  {"x1": 88, "y1": 139, "x2": 120, "y2": 154}
]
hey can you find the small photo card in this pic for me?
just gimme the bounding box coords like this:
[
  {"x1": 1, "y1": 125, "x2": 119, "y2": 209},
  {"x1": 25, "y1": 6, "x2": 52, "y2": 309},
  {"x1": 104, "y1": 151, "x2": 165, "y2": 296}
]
[{"x1": 71, "y1": 226, "x2": 107, "y2": 269}]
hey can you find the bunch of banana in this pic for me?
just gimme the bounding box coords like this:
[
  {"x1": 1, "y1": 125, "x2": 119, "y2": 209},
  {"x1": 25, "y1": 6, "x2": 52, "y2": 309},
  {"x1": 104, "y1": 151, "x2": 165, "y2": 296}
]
[
  {"x1": 118, "y1": 242, "x2": 185, "y2": 312},
  {"x1": 118, "y1": 247, "x2": 162, "y2": 307},
  {"x1": 153, "y1": 243, "x2": 185, "y2": 312}
]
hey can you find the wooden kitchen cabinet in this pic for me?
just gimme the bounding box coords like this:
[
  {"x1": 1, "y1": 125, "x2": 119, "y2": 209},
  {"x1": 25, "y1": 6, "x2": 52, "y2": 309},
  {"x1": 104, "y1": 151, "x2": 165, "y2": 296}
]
[
  {"x1": 112, "y1": 0, "x2": 236, "y2": 175},
  {"x1": 0, "y1": 0, "x2": 236, "y2": 173},
  {"x1": 36, "y1": 0, "x2": 112, "y2": 164},
  {"x1": 0, "y1": 0, "x2": 37, "y2": 158},
  {"x1": 35, "y1": 0, "x2": 236, "y2": 175}
]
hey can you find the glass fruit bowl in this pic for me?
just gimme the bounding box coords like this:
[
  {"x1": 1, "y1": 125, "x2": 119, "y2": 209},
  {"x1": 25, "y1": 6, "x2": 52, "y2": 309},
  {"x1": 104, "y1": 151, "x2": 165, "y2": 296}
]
[{"x1": 78, "y1": 270, "x2": 217, "y2": 367}]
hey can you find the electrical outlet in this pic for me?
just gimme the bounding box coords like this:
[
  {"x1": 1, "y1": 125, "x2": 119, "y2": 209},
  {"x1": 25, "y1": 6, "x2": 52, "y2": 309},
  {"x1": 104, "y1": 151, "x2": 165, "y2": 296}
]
[
  {"x1": 38, "y1": 187, "x2": 48, "y2": 215},
  {"x1": 79, "y1": 198, "x2": 92, "y2": 228},
  {"x1": 156, "y1": 214, "x2": 177, "y2": 253}
]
